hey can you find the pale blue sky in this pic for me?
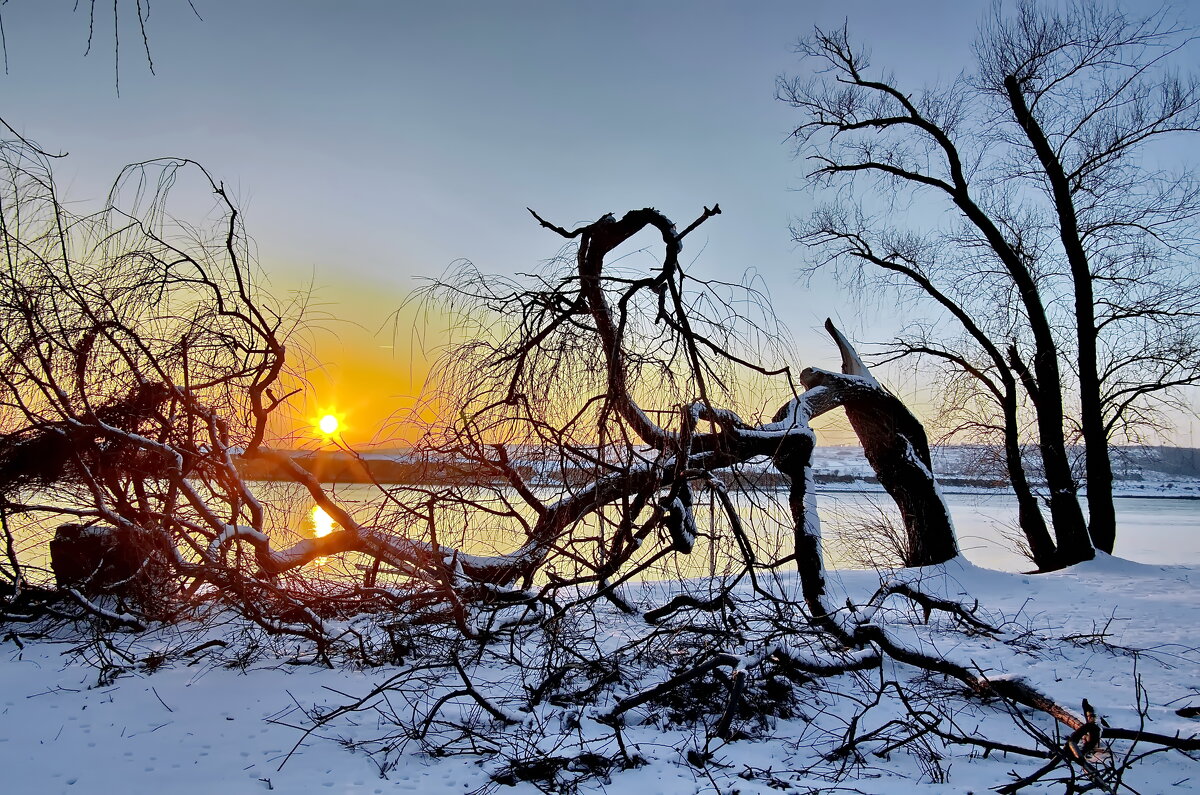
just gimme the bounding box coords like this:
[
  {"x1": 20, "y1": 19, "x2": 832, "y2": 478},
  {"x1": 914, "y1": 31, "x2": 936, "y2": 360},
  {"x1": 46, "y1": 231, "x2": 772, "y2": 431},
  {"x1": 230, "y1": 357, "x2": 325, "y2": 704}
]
[
  {"x1": 0, "y1": 2, "x2": 983, "y2": 325},
  {"x1": 2, "y1": 1, "x2": 1196, "y2": 443}
]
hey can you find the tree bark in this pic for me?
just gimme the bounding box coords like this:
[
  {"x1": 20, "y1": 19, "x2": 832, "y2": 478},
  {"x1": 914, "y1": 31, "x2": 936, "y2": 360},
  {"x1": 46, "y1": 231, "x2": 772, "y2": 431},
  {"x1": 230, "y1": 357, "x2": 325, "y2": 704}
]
[{"x1": 800, "y1": 321, "x2": 959, "y2": 567}]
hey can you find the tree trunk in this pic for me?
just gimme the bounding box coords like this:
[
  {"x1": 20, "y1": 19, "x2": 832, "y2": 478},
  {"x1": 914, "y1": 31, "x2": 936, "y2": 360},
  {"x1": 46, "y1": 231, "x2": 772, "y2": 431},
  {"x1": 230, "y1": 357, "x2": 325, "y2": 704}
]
[
  {"x1": 1001, "y1": 410, "x2": 1059, "y2": 570},
  {"x1": 1004, "y1": 74, "x2": 1116, "y2": 555},
  {"x1": 769, "y1": 426, "x2": 828, "y2": 619},
  {"x1": 49, "y1": 522, "x2": 172, "y2": 605},
  {"x1": 1084, "y1": 445, "x2": 1116, "y2": 553},
  {"x1": 1033, "y1": 407, "x2": 1094, "y2": 563},
  {"x1": 1007, "y1": 345, "x2": 1094, "y2": 565},
  {"x1": 994, "y1": 372, "x2": 1058, "y2": 569},
  {"x1": 800, "y1": 321, "x2": 959, "y2": 567}
]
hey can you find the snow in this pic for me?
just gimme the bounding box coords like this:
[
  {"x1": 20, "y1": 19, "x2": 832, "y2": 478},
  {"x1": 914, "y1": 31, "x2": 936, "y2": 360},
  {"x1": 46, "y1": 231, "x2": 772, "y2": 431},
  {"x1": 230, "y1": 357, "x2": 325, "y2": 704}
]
[
  {"x1": 0, "y1": 655, "x2": 494, "y2": 793},
  {"x1": 3, "y1": 555, "x2": 1198, "y2": 794}
]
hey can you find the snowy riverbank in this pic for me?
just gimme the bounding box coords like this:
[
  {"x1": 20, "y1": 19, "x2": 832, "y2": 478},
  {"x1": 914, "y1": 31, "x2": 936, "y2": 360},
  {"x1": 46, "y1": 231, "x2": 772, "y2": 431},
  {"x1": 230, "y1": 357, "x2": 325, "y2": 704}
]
[{"x1": 2, "y1": 556, "x2": 1197, "y2": 794}]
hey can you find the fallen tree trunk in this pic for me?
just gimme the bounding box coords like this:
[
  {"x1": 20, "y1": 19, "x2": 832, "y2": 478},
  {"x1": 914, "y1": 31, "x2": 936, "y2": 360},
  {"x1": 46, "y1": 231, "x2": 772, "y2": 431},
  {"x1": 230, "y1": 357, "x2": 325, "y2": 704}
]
[{"x1": 799, "y1": 320, "x2": 958, "y2": 567}]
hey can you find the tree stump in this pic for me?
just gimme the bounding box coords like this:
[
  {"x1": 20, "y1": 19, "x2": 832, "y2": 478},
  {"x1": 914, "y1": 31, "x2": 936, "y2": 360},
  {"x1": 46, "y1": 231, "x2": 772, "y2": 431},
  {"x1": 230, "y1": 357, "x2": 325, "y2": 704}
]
[{"x1": 49, "y1": 523, "x2": 172, "y2": 606}]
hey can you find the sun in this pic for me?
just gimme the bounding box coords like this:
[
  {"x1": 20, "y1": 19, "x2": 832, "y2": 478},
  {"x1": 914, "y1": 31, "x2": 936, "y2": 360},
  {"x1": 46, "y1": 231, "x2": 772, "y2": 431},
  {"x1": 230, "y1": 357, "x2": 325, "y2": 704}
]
[{"x1": 317, "y1": 414, "x2": 340, "y2": 436}]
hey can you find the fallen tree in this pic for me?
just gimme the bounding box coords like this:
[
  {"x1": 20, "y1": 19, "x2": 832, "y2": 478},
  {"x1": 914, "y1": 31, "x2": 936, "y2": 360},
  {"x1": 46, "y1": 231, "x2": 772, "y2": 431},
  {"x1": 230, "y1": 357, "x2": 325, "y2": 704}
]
[
  {"x1": 0, "y1": 133, "x2": 1193, "y2": 790},
  {"x1": 289, "y1": 204, "x2": 1192, "y2": 791}
]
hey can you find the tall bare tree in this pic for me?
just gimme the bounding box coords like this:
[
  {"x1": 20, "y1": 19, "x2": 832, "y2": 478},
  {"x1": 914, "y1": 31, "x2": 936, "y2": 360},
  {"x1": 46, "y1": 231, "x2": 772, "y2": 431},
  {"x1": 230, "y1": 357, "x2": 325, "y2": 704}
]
[{"x1": 779, "y1": 0, "x2": 1200, "y2": 568}]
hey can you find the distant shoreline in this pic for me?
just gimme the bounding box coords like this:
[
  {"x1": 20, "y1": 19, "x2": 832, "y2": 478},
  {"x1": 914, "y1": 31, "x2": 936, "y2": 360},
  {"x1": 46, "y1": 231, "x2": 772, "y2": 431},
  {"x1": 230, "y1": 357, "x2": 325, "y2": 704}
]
[{"x1": 236, "y1": 450, "x2": 1200, "y2": 500}]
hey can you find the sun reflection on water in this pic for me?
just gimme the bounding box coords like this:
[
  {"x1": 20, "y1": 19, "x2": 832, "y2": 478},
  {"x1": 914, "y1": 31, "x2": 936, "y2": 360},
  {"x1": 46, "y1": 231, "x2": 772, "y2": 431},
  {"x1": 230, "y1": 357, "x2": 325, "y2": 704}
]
[
  {"x1": 309, "y1": 505, "x2": 336, "y2": 568},
  {"x1": 312, "y1": 505, "x2": 335, "y2": 537}
]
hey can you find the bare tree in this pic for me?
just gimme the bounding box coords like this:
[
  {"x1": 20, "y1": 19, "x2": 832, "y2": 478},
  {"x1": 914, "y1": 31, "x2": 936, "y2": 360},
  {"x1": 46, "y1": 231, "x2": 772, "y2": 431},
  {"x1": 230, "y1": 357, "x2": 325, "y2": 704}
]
[
  {"x1": 410, "y1": 206, "x2": 958, "y2": 604},
  {"x1": 779, "y1": 1, "x2": 1200, "y2": 569},
  {"x1": 0, "y1": 135, "x2": 404, "y2": 639}
]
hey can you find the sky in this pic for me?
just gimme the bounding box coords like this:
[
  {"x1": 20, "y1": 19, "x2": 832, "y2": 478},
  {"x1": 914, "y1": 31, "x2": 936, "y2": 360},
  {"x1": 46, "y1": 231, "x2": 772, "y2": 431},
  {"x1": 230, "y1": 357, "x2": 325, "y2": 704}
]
[{"x1": 1, "y1": 1, "x2": 1197, "y2": 447}]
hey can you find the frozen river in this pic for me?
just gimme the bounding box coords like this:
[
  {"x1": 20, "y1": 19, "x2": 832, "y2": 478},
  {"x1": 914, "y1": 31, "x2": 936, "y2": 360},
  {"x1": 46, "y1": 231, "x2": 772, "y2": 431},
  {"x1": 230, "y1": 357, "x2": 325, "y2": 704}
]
[
  {"x1": 13, "y1": 485, "x2": 1197, "y2": 582},
  {"x1": 288, "y1": 484, "x2": 1200, "y2": 576},
  {"x1": 818, "y1": 490, "x2": 1200, "y2": 571},
  {"x1": 314, "y1": 484, "x2": 1200, "y2": 576}
]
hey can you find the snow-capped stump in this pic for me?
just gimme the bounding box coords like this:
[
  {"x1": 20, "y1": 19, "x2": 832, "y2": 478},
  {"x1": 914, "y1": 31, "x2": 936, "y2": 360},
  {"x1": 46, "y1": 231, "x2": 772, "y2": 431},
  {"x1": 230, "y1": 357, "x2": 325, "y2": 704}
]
[{"x1": 49, "y1": 523, "x2": 171, "y2": 605}]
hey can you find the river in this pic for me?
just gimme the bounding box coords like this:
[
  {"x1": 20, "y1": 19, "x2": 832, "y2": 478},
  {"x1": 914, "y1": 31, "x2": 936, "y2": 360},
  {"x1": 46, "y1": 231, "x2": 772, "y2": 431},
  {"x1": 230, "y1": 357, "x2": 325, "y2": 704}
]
[
  {"x1": 12, "y1": 486, "x2": 1197, "y2": 584},
  {"x1": 289, "y1": 485, "x2": 1200, "y2": 577}
]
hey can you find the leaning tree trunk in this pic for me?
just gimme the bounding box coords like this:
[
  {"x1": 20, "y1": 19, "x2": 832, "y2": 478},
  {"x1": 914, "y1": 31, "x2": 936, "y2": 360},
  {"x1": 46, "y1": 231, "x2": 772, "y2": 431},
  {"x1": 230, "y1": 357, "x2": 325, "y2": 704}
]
[
  {"x1": 823, "y1": 243, "x2": 1059, "y2": 569},
  {"x1": 798, "y1": 321, "x2": 959, "y2": 567}
]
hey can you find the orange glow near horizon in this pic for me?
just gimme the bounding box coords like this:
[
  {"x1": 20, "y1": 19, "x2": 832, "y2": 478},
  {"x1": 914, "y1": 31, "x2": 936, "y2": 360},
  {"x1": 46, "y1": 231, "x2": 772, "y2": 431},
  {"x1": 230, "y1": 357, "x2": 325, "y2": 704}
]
[
  {"x1": 293, "y1": 352, "x2": 436, "y2": 447},
  {"x1": 259, "y1": 271, "x2": 451, "y2": 448},
  {"x1": 285, "y1": 321, "x2": 439, "y2": 448}
]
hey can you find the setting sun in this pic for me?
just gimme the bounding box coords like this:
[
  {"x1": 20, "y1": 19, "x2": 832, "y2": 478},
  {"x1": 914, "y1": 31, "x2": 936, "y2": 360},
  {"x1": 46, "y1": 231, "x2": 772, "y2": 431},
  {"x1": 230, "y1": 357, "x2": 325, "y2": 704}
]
[{"x1": 317, "y1": 414, "x2": 340, "y2": 436}]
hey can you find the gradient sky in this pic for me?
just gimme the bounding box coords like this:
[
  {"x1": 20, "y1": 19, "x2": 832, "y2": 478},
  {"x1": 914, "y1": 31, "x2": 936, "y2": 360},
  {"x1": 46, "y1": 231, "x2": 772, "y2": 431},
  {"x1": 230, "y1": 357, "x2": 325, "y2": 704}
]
[{"x1": 2, "y1": 1, "x2": 1197, "y2": 446}]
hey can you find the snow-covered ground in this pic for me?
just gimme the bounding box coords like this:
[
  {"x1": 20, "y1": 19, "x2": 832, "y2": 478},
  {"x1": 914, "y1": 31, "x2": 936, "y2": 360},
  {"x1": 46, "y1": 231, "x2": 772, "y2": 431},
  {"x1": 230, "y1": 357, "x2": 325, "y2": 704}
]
[{"x1": 3, "y1": 556, "x2": 1198, "y2": 794}]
